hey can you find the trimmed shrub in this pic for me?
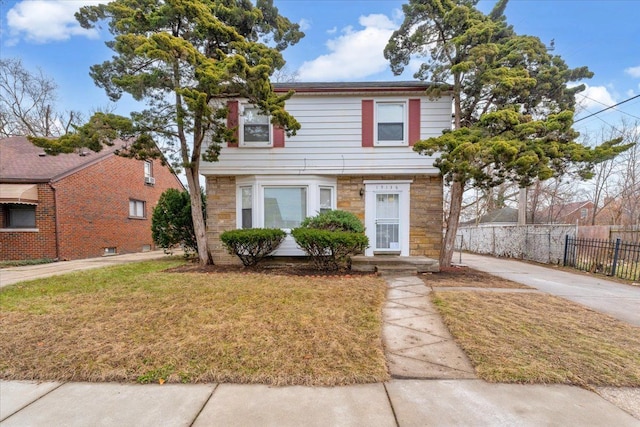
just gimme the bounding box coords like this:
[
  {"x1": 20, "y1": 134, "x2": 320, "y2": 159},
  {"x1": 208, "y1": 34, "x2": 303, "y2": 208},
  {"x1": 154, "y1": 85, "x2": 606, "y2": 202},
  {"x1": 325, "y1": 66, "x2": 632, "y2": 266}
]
[
  {"x1": 299, "y1": 209, "x2": 365, "y2": 233},
  {"x1": 220, "y1": 228, "x2": 286, "y2": 267},
  {"x1": 292, "y1": 210, "x2": 368, "y2": 270}
]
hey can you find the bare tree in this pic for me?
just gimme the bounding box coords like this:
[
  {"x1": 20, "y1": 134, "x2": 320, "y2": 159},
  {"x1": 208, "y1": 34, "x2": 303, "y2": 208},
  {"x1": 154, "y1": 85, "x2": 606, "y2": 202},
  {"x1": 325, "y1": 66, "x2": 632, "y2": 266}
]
[
  {"x1": 581, "y1": 120, "x2": 639, "y2": 226},
  {"x1": 610, "y1": 121, "x2": 640, "y2": 226},
  {"x1": 0, "y1": 58, "x2": 82, "y2": 137},
  {"x1": 271, "y1": 66, "x2": 300, "y2": 83}
]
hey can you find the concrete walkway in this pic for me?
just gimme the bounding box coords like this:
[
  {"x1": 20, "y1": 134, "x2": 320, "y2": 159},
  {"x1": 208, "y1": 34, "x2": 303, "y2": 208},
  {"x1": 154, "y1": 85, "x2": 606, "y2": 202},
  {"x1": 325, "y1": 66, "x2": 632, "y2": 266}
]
[
  {"x1": 456, "y1": 252, "x2": 640, "y2": 327},
  {"x1": 1, "y1": 255, "x2": 639, "y2": 425}
]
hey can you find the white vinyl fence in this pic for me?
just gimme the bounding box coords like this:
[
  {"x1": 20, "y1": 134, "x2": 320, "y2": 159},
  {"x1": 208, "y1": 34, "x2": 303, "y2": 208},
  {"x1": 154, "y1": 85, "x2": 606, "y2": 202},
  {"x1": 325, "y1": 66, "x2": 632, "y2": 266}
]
[{"x1": 456, "y1": 224, "x2": 577, "y2": 264}]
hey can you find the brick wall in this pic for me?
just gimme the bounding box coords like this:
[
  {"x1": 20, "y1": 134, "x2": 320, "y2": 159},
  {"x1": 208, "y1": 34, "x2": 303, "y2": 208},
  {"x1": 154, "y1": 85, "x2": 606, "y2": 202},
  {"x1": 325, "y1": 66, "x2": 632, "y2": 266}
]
[
  {"x1": 0, "y1": 184, "x2": 57, "y2": 261},
  {"x1": 53, "y1": 155, "x2": 183, "y2": 260},
  {"x1": 206, "y1": 175, "x2": 239, "y2": 265}
]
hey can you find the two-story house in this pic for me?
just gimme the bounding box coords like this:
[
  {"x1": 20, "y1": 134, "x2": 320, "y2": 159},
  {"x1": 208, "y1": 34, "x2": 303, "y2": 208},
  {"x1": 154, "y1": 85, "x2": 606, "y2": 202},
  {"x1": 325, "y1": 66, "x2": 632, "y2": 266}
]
[
  {"x1": 201, "y1": 82, "x2": 452, "y2": 267},
  {"x1": 0, "y1": 136, "x2": 184, "y2": 261}
]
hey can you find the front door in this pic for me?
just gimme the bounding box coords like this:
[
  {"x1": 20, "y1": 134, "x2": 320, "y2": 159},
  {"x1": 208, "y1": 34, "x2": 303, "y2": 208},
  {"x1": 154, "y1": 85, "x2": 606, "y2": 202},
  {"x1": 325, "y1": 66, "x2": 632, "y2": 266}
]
[{"x1": 364, "y1": 181, "x2": 411, "y2": 256}]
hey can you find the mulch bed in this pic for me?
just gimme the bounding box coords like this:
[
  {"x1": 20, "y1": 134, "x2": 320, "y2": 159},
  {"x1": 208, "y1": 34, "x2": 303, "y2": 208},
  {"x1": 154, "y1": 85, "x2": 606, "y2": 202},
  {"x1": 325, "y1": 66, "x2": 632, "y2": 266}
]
[{"x1": 165, "y1": 262, "x2": 375, "y2": 277}]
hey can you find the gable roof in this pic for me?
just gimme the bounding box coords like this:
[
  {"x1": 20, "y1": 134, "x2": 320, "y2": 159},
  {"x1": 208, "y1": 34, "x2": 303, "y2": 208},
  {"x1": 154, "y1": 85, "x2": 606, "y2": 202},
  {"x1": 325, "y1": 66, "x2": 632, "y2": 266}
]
[
  {"x1": 0, "y1": 136, "x2": 125, "y2": 183},
  {"x1": 461, "y1": 207, "x2": 519, "y2": 226}
]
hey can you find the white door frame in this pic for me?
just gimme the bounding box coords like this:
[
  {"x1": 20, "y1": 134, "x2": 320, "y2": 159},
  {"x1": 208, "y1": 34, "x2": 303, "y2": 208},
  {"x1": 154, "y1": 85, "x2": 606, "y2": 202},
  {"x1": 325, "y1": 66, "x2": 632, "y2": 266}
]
[{"x1": 364, "y1": 180, "x2": 412, "y2": 256}]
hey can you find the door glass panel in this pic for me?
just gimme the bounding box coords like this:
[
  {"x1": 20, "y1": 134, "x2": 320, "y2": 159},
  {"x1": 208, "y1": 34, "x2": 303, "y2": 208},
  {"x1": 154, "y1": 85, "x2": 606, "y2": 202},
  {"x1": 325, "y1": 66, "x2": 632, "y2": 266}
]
[{"x1": 376, "y1": 193, "x2": 400, "y2": 250}]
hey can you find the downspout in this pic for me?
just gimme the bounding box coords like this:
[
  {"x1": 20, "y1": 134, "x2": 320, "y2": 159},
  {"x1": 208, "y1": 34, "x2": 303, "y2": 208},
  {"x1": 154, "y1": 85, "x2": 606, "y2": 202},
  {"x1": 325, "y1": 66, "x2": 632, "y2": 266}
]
[{"x1": 50, "y1": 182, "x2": 61, "y2": 261}]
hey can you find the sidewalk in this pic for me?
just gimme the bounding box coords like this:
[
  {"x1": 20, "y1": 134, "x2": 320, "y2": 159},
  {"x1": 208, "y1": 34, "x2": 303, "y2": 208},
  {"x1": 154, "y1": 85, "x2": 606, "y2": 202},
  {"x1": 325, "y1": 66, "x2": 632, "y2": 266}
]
[
  {"x1": 456, "y1": 252, "x2": 640, "y2": 327},
  {"x1": 2, "y1": 378, "x2": 638, "y2": 427}
]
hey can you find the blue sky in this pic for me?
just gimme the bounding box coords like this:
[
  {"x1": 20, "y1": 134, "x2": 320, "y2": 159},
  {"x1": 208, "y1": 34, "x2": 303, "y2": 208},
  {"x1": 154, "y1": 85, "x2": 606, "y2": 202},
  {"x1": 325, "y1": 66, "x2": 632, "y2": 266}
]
[{"x1": 1, "y1": 0, "x2": 639, "y2": 140}]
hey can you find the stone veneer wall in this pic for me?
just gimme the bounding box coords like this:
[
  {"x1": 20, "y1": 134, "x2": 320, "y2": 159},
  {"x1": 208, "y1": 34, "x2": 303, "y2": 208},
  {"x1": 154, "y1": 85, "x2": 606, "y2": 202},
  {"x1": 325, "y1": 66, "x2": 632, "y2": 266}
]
[
  {"x1": 207, "y1": 174, "x2": 443, "y2": 264},
  {"x1": 206, "y1": 176, "x2": 240, "y2": 265},
  {"x1": 337, "y1": 175, "x2": 443, "y2": 259}
]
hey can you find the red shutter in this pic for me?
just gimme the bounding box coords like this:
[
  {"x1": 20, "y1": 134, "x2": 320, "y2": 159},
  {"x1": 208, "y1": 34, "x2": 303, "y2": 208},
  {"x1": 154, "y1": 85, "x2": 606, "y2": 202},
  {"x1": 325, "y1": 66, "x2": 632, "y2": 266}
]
[
  {"x1": 408, "y1": 99, "x2": 421, "y2": 146},
  {"x1": 227, "y1": 100, "x2": 239, "y2": 147},
  {"x1": 362, "y1": 100, "x2": 374, "y2": 147},
  {"x1": 273, "y1": 126, "x2": 285, "y2": 148}
]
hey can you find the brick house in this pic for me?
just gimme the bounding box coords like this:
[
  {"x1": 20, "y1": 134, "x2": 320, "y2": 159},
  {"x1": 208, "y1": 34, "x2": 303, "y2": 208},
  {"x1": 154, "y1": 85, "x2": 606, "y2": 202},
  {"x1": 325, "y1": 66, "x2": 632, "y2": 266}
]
[
  {"x1": 536, "y1": 201, "x2": 595, "y2": 226},
  {"x1": 0, "y1": 136, "x2": 184, "y2": 261},
  {"x1": 201, "y1": 82, "x2": 451, "y2": 266}
]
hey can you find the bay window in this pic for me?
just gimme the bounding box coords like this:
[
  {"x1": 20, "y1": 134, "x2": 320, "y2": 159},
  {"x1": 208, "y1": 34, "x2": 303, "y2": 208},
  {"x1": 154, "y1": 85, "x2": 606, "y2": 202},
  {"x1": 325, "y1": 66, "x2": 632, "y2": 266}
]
[{"x1": 236, "y1": 177, "x2": 336, "y2": 252}]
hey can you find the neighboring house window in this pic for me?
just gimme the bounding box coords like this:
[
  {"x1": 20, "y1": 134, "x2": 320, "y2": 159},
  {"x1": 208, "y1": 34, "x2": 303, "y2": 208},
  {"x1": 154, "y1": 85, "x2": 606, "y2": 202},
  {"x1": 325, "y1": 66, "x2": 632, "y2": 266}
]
[
  {"x1": 144, "y1": 161, "x2": 155, "y2": 185},
  {"x1": 580, "y1": 208, "x2": 588, "y2": 219},
  {"x1": 129, "y1": 199, "x2": 146, "y2": 219},
  {"x1": 376, "y1": 101, "x2": 406, "y2": 145},
  {"x1": 240, "y1": 105, "x2": 272, "y2": 147},
  {"x1": 5, "y1": 204, "x2": 36, "y2": 228}
]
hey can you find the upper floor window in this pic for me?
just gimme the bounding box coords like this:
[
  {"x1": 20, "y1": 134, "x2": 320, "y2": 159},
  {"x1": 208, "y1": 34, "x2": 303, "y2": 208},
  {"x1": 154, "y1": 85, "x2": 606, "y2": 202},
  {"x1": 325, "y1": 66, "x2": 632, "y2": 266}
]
[
  {"x1": 580, "y1": 208, "x2": 588, "y2": 219},
  {"x1": 240, "y1": 105, "x2": 272, "y2": 147},
  {"x1": 376, "y1": 101, "x2": 407, "y2": 146},
  {"x1": 144, "y1": 161, "x2": 155, "y2": 185}
]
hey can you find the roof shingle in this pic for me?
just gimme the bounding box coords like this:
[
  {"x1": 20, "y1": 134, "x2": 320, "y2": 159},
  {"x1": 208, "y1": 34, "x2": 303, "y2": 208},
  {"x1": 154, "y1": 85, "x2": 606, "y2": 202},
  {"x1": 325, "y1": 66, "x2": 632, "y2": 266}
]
[{"x1": 0, "y1": 136, "x2": 124, "y2": 183}]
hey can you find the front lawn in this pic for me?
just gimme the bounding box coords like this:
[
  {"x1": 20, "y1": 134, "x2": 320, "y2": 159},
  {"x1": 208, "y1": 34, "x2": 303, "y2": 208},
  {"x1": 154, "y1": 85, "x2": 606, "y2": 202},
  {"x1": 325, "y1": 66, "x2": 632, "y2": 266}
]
[
  {"x1": 433, "y1": 289, "x2": 640, "y2": 387},
  {"x1": 0, "y1": 260, "x2": 389, "y2": 386}
]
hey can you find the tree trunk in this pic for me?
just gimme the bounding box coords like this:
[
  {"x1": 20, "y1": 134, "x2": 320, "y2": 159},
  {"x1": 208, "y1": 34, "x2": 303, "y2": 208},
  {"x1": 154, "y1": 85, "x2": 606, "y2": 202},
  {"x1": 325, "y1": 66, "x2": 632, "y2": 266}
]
[
  {"x1": 441, "y1": 180, "x2": 463, "y2": 268},
  {"x1": 185, "y1": 167, "x2": 213, "y2": 265}
]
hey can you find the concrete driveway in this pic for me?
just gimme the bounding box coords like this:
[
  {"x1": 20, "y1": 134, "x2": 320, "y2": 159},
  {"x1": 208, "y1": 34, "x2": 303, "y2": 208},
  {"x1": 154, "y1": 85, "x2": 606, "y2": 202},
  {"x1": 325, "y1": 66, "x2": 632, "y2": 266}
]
[
  {"x1": 0, "y1": 250, "x2": 180, "y2": 288},
  {"x1": 457, "y1": 252, "x2": 640, "y2": 327}
]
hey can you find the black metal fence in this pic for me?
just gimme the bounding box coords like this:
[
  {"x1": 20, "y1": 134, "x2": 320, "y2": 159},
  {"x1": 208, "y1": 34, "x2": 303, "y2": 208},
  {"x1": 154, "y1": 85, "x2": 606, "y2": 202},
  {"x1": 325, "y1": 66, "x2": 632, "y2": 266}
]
[{"x1": 563, "y1": 236, "x2": 640, "y2": 281}]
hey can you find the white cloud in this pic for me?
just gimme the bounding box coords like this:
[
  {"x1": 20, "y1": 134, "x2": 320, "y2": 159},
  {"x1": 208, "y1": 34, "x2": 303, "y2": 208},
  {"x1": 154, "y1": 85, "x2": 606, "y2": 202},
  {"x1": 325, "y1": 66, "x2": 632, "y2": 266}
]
[
  {"x1": 575, "y1": 85, "x2": 617, "y2": 111},
  {"x1": 298, "y1": 18, "x2": 311, "y2": 32},
  {"x1": 327, "y1": 26, "x2": 337, "y2": 35},
  {"x1": 625, "y1": 65, "x2": 640, "y2": 78},
  {"x1": 6, "y1": 1, "x2": 103, "y2": 44},
  {"x1": 298, "y1": 14, "x2": 397, "y2": 81}
]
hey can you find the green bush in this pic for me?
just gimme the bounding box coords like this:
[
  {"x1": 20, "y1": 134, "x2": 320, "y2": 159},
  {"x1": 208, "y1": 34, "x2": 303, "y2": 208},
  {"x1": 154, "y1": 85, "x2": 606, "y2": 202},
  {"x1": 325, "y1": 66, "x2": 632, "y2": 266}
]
[
  {"x1": 300, "y1": 209, "x2": 365, "y2": 233},
  {"x1": 152, "y1": 188, "x2": 205, "y2": 255},
  {"x1": 220, "y1": 228, "x2": 286, "y2": 266},
  {"x1": 292, "y1": 210, "x2": 368, "y2": 270}
]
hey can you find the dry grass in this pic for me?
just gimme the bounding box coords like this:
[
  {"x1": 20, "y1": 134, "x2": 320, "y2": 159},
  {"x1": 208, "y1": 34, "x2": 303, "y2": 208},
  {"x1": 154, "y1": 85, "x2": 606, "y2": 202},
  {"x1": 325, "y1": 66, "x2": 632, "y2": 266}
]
[
  {"x1": 0, "y1": 260, "x2": 389, "y2": 386},
  {"x1": 424, "y1": 267, "x2": 530, "y2": 288},
  {"x1": 433, "y1": 290, "x2": 640, "y2": 387}
]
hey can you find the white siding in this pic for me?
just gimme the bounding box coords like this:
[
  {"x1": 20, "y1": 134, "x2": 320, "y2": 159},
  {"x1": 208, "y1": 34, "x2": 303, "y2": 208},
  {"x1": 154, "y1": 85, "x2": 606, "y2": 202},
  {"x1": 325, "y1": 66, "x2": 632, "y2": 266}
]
[{"x1": 200, "y1": 92, "x2": 452, "y2": 176}]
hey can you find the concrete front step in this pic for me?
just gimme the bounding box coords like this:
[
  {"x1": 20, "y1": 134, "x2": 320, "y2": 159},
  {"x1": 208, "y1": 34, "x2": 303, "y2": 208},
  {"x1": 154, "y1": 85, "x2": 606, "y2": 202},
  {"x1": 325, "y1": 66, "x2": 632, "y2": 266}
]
[{"x1": 351, "y1": 255, "x2": 439, "y2": 274}]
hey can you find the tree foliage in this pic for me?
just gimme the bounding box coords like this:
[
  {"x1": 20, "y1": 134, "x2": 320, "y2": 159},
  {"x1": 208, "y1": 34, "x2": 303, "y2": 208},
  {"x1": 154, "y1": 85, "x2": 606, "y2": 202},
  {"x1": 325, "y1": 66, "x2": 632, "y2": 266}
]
[
  {"x1": 152, "y1": 188, "x2": 204, "y2": 254},
  {"x1": 0, "y1": 58, "x2": 82, "y2": 138},
  {"x1": 385, "y1": 0, "x2": 632, "y2": 267},
  {"x1": 32, "y1": 0, "x2": 304, "y2": 265}
]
